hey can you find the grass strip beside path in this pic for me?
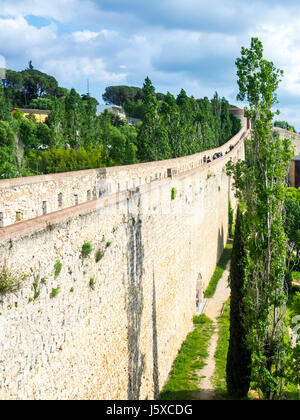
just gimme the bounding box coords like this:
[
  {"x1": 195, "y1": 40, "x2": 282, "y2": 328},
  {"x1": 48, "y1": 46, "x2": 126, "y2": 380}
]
[
  {"x1": 159, "y1": 314, "x2": 215, "y2": 400},
  {"x1": 204, "y1": 241, "x2": 232, "y2": 298},
  {"x1": 211, "y1": 300, "x2": 230, "y2": 398}
]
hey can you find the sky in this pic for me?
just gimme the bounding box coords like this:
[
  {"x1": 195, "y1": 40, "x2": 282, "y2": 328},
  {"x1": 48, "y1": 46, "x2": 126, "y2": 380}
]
[{"x1": 0, "y1": 0, "x2": 300, "y2": 130}]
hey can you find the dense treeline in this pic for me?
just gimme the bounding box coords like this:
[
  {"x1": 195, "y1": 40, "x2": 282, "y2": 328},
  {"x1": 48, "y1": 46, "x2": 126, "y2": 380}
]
[
  {"x1": 274, "y1": 120, "x2": 296, "y2": 133},
  {"x1": 0, "y1": 64, "x2": 241, "y2": 179}
]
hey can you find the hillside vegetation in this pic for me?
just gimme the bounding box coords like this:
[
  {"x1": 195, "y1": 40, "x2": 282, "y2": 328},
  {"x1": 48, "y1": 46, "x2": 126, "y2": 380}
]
[{"x1": 0, "y1": 64, "x2": 241, "y2": 179}]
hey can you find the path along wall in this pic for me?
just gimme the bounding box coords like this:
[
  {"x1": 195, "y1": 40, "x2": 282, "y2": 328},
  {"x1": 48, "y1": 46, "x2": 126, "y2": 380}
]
[
  {"x1": 0, "y1": 130, "x2": 246, "y2": 400},
  {"x1": 0, "y1": 128, "x2": 246, "y2": 227}
]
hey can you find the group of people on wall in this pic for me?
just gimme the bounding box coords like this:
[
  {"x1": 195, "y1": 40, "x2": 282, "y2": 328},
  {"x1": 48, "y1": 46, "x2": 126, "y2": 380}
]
[{"x1": 203, "y1": 144, "x2": 235, "y2": 164}]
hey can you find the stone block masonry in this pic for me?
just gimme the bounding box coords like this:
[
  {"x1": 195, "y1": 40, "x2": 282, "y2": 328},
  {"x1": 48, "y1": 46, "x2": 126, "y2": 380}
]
[
  {"x1": 0, "y1": 127, "x2": 246, "y2": 227},
  {"x1": 0, "y1": 130, "x2": 246, "y2": 400}
]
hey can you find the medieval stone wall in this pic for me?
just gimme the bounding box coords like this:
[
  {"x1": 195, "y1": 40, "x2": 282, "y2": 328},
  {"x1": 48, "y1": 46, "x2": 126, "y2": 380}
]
[
  {"x1": 0, "y1": 127, "x2": 246, "y2": 227},
  {"x1": 0, "y1": 129, "x2": 246, "y2": 400}
]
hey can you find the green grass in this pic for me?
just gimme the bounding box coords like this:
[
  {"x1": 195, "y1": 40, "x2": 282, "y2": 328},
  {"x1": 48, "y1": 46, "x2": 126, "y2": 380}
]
[
  {"x1": 204, "y1": 242, "x2": 233, "y2": 298},
  {"x1": 159, "y1": 314, "x2": 215, "y2": 400},
  {"x1": 211, "y1": 300, "x2": 230, "y2": 398}
]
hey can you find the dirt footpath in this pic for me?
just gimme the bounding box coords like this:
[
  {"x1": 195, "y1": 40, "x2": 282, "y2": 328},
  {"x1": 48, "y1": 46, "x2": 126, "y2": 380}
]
[{"x1": 193, "y1": 264, "x2": 231, "y2": 400}]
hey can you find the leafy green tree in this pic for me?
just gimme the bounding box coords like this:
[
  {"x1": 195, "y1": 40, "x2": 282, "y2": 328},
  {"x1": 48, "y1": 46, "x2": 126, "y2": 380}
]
[
  {"x1": 0, "y1": 84, "x2": 11, "y2": 122},
  {"x1": 137, "y1": 77, "x2": 171, "y2": 162},
  {"x1": 124, "y1": 99, "x2": 144, "y2": 119},
  {"x1": 0, "y1": 120, "x2": 15, "y2": 148},
  {"x1": 227, "y1": 37, "x2": 294, "y2": 399},
  {"x1": 0, "y1": 120, "x2": 18, "y2": 178},
  {"x1": 0, "y1": 145, "x2": 18, "y2": 178},
  {"x1": 226, "y1": 207, "x2": 252, "y2": 399},
  {"x1": 274, "y1": 120, "x2": 296, "y2": 132},
  {"x1": 36, "y1": 123, "x2": 52, "y2": 147},
  {"x1": 12, "y1": 108, "x2": 25, "y2": 121},
  {"x1": 28, "y1": 97, "x2": 53, "y2": 110},
  {"x1": 102, "y1": 85, "x2": 143, "y2": 106},
  {"x1": 19, "y1": 117, "x2": 38, "y2": 148}
]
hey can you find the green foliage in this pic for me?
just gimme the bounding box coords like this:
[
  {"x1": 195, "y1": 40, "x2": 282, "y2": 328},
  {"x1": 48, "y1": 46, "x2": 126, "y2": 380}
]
[
  {"x1": 28, "y1": 97, "x2": 53, "y2": 110},
  {"x1": 291, "y1": 292, "x2": 300, "y2": 316},
  {"x1": 285, "y1": 188, "x2": 300, "y2": 258},
  {"x1": 226, "y1": 209, "x2": 251, "y2": 399},
  {"x1": 292, "y1": 271, "x2": 300, "y2": 283},
  {"x1": 19, "y1": 117, "x2": 38, "y2": 148},
  {"x1": 1, "y1": 66, "x2": 242, "y2": 180},
  {"x1": 124, "y1": 99, "x2": 144, "y2": 119},
  {"x1": 159, "y1": 314, "x2": 214, "y2": 400},
  {"x1": 171, "y1": 187, "x2": 177, "y2": 200},
  {"x1": 95, "y1": 248, "x2": 105, "y2": 263},
  {"x1": 0, "y1": 120, "x2": 18, "y2": 179},
  {"x1": 228, "y1": 37, "x2": 294, "y2": 399},
  {"x1": 89, "y1": 277, "x2": 96, "y2": 289},
  {"x1": 32, "y1": 272, "x2": 42, "y2": 300},
  {"x1": 0, "y1": 265, "x2": 20, "y2": 293},
  {"x1": 204, "y1": 242, "x2": 232, "y2": 298},
  {"x1": 274, "y1": 121, "x2": 296, "y2": 132},
  {"x1": 213, "y1": 301, "x2": 231, "y2": 396},
  {"x1": 102, "y1": 85, "x2": 143, "y2": 107},
  {"x1": 54, "y1": 260, "x2": 62, "y2": 278},
  {"x1": 81, "y1": 242, "x2": 92, "y2": 259},
  {"x1": 4, "y1": 67, "x2": 60, "y2": 106},
  {"x1": 26, "y1": 147, "x2": 106, "y2": 174},
  {"x1": 228, "y1": 200, "x2": 233, "y2": 237},
  {"x1": 50, "y1": 285, "x2": 60, "y2": 298}
]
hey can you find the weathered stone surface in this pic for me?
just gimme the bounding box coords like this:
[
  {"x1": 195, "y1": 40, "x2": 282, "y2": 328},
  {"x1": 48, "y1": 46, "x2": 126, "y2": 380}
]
[{"x1": 0, "y1": 129, "x2": 246, "y2": 400}]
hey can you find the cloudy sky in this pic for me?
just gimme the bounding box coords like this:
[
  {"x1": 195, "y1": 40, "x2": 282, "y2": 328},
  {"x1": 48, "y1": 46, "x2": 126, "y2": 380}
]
[{"x1": 0, "y1": 0, "x2": 300, "y2": 130}]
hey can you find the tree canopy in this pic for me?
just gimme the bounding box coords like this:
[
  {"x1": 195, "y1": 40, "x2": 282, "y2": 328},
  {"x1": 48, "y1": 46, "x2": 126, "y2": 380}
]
[{"x1": 0, "y1": 64, "x2": 242, "y2": 179}]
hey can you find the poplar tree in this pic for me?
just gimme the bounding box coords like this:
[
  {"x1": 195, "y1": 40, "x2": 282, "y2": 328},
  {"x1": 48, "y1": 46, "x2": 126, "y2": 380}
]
[
  {"x1": 137, "y1": 77, "x2": 170, "y2": 162},
  {"x1": 227, "y1": 38, "x2": 293, "y2": 399}
]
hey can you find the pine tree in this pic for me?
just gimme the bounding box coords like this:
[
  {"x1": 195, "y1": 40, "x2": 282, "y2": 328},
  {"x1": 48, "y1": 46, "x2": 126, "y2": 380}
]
[{"x1": 226, "y1": 207, "x2": 252, "y2": 399}]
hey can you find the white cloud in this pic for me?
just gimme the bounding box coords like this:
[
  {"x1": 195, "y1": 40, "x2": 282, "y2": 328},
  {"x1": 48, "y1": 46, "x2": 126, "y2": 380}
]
[
  {"x1": 0, "y1": 0, "x2": 300, "y2": 129},
  {"x1": 1, "y1": 0, "x2": 89, "y2": 23},
  {"x1": 72, "y1": 30, "x2": 101, "y2": 43},
  {"x1": 0, "y1": 15, "x2": 57, "y2": 59},
  {"x1": 42, "y1": 57, "x2": 127, "y2": 84},
  {"x1": 71, "y1": 29, "x2": 117, "y2": 43}
]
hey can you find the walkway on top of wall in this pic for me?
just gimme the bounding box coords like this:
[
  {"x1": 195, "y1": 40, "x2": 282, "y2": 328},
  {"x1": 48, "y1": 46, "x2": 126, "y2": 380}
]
[{"x1": 0, "y1": 127, "x2": 248, "y2": 229}]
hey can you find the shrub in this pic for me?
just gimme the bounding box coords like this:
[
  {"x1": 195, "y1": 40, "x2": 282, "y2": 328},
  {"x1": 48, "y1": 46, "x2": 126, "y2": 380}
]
[
  {"x1": 228, "y1": 200, "x2": 233, "y2": 237},
  {"x1": 291, "y1": 292, "x2": 300, "y2": 316},
  {"x1": 0, "y1": 265, "x2": 21, "y2": 294},
  {"x1": 171, "y1": 187, "x2": 177, "y2": 200},
  {"x1": 95, "y1": 248, "x2": 105, "y2": 263},
  {"x1": 50, "y1": 286, "x2": 60, "y2": 298},
  {"x1": 54, "y1": 260, "x2": 62, "y2": 278},
  {"x1": 81, "y1": 242, "x2": 93, "y2": 259}
]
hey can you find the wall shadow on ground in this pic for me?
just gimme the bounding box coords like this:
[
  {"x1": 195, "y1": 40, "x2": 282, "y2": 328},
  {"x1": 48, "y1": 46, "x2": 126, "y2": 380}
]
[
  {"x1": 217, "y1": 226, "x2": 225, "y2": 262},
  {"x1": 152, "y1": 272, "x2": 159, "y2": 398},
  {"x1": 124, "y1": 195, "x2": 145, "y2": 400}
]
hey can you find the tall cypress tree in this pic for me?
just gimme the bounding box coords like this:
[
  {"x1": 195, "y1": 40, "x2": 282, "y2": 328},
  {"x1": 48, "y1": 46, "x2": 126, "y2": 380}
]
[{"x1": 226, "y1": 207, "x2": 252, "y2": 399}]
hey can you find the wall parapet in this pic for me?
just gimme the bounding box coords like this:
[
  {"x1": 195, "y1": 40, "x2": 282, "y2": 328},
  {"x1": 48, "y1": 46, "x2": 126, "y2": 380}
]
[
  {"x1": 0, "y1": 132, "x2": 245, "y2": 399},
  {"x1": 0, "y1": 127, "x2": 247, "y2": 228}
]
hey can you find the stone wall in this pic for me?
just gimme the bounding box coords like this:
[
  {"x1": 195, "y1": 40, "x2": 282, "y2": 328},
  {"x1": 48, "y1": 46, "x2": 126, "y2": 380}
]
[
  {"x1": 0, "y1": 131, "x2": 246, "y2": 400},
  {"x1": 274, "y1": 127, "x2": 300, "y2": 157},
  {"x1": 0, "y1": 127, "x2": 246, "y2": 227}
]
